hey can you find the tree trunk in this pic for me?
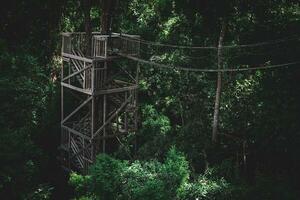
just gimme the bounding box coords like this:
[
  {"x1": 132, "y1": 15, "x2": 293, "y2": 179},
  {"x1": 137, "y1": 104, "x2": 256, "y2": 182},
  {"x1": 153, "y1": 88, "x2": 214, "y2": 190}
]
[
  {"x1": 83, "y1": 0, "x2": 92, "y2": 56},
  {"x1": 100, "y1": 0, "x2": 117, "y2": 34},
  {"x1": 212, "y1": 20, "x2": 227, "y2": 143}
]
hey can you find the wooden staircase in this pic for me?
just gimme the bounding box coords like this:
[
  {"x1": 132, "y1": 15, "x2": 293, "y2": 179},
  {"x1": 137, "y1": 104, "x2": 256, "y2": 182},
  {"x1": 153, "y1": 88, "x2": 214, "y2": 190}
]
[{"x1": 61, "y1": 32, "x2": 139, "y2": 173}]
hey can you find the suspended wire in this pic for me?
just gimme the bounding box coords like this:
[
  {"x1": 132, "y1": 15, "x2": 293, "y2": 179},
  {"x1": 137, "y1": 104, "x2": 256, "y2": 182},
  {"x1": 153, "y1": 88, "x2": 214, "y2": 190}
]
[
  {"x1": 223, "y1": 35, "x2": 299, "y2": 49},
  {"x1": 138, "y1": 47, "x2": 214, "y2": 60},
  {"x1": 121, "y1": 36, "x2": 216, "y2": 50},
  {"x1": 120, "y1": 35, "x2": 300, "y2": 50},
  {"x1": 136, "y1": 38, "x2": 297, "y2": 61},
  {"x1": 118, "y1": 53, "x2": 300, "y2": 73}
]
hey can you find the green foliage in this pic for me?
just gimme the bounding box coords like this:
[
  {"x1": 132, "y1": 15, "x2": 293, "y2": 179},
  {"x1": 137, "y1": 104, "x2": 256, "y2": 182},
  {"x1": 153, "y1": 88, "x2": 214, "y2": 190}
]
[
  {"x1": 120, "y1": 160, "x2": 166, "y2": 200},
  {"x1": 0, "y1": 3, "x2": 60, "y2": 194},
  {"x1": 24, "y1": 184, "x2": 54, "y2": 200},
  {"x1": 136, "y1": 104, "x2": 171, "y2": 158},
  {"x1": 161, "y1": 147, "x2": 190, "y2": 197},
  {"x1": 0, "y1": 48, "x2": 57, "y2": 198},
  {"x1": 71, "y1": 149, "x2": 239, "y2": 200},
  {"x1": 1, "y1": 0, "x2": 300, "y2": 199},
  {"x1": 178, "y1": 174, "x2": 232, "y2": 200},
  {"x1": 141, "y1": 104, "x2": 171, "y2": 136},
  {"x1": 71, "y1": 148, "x2": 194, "y2": 200},
  {"x1": 89, "y1": 154, "x2": 127, "y2": 200},
  {"x1": 69, "y1": 172, "x2": 92, "y2": 197}
]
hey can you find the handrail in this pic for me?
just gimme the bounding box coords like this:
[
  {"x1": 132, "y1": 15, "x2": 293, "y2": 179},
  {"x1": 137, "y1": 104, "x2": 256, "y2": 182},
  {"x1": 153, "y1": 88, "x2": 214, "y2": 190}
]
[
  {"x1": 63, "y1": 62, "x2": 91, "y2": 82},
  {"x1": 69, "y1": 93, "x2": 134, "y2": 160},
  {"x1": 61, "y1": 96, "x2": 92, "y2": 125},
  {"x1": 62, "y1": 53, "x2": 93, "y2": 63},
  {"x1": 70, "y1": 137, "x2": 84, "y2": 168},
  {"x1": 93, "y1": 93, "x2": 133, "y2": 138}
]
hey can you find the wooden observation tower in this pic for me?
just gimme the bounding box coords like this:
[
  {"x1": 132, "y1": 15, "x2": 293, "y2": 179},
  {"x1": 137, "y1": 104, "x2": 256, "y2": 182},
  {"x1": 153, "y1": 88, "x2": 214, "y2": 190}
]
[{"x1": 60, "y1": 32, "x2": 140, "y2": 173}]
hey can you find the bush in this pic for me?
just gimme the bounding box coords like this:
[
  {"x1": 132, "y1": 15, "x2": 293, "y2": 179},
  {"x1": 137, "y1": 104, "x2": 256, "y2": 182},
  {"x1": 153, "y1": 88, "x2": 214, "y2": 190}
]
[
  {"x1": 89, "y1": 154, "x2": 127, "y2": 200},
  {"x1": 70, "y1": 148, "x2": 191, "y2": 200},
  {"x1": 178, "y1": 175, "x2": 232, "y2": 200},
  {"x1": 69, "y1": 172, "x2": 92, "y2": 197},
  {"x1": 24, "y1": 184, "x2": 53, "y2": 200},
  {"x1": 120, "y1": 160, "x2": 166, "y2": 200},
  {"x1": 70, "y1": 148, "x2": 240, "y2": 200}
]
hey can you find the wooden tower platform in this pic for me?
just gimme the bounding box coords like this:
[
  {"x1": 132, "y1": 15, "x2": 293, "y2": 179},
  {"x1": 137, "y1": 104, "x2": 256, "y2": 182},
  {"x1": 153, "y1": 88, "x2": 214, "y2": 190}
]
[{"x1": 59, "y1": 32, "x2": 140, "y2": 173}]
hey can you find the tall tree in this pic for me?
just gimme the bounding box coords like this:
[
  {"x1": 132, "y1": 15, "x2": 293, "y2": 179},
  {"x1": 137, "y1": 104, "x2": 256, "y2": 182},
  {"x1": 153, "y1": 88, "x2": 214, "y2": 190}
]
[
  {"x1": 82, "y1": 0, "x2": 92, "y2": 56},
  {"x1": 100, "y1": 0, "x2": 118, "y2": 34},
  {"x1": 212, "y1": 19, "x2": 227, "y2": 143}
]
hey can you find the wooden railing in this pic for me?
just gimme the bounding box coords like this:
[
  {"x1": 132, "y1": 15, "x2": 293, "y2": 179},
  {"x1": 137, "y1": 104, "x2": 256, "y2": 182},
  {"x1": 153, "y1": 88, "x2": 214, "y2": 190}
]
[
  {"x1": 92, "y1": 34, "x2": 121, "y2": 58},
  {"x1": 61, "y1": 56, "x2": 93, "y2": 92},
  {"x1": 119, "y1": 36, "x2": 140, "y2": 56},
  {"x1": 61, "y1": 126, "x2": 70, "y2": 150},
  {"x1": 62, "y1": 32, "x2": 140, "y2": 59},
  {"x1": 62, "y1": 33, "x2": 72, "y2": 54},
  {"x1": 94, "y1": 67, "x2": 106, "y2": 89}
]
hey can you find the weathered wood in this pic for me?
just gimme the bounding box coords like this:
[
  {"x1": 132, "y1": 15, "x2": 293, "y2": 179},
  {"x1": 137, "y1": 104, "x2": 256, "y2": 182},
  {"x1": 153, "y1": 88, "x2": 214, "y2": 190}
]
[
  {"x1": 103, "y1": 94, "x2": 106, "y2": 153},
  {"x1": 62, "y1": 125, "x2": 91, "y2": 140},
  {"x1": 60, "y1": 31, "x2": 140, "y2": 173},
  {"x1": 61, "y1": 62, "x2": 64, "y2": 121},
  {"x1": 94, "y1": 85, "x2": 138, "y2": 95},
  {"x1": 63, "y1": 53, "x2": 93, "y2": 63},
  {"x1": 61, "y1": 82, "x2": 92, "y2": 94},
  {"x1": 93, "y1": 94, "x2": 133, "y2": 138},
  {"x1": 62, "y1": 64, "x2": 92, "y2": 82}
]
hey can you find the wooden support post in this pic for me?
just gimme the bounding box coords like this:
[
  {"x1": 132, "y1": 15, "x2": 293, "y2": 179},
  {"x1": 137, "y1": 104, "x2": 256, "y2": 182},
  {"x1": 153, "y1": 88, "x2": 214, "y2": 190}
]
[
  {"x1": 103, "y1": 94, "x2": 107, "y2": 153},
  {"x1": 68, "y1": 130, "x2": 71, "y2": 169},
  {"x1": 105, "y1": 39, "x2": 108, "y2": 58},
  {"x1": 68, "y1": 62, "x2": 71, "y2": 84},
  {"x1": 91, "y1": 61, "x2": 95, "y2": 137},
  {"x1": 124, "y1": 91, "x2": 128, "y2": 131},
  {"x1": 61, "y1": 66, "x2": 64, "y2": 122}
]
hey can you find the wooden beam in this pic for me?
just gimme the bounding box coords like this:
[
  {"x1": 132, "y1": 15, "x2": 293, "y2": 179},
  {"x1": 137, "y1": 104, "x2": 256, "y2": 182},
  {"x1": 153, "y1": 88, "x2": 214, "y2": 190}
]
[
  {"x1": 94, "y1": 85, "x2": 138, "y2": 95},
  {"x1": 62, "y1": 53, "x2": 93, "y2": 63},
  {"x1": 61, "y1": 82, "x2": 92, "y2": 95},
  {"x1": 103, "y1": 94, "x2": 107, "y2": 153},
  {"x1": 62, "y1": 125, "x2": 92, "y2": 140},
  {"x1": 62, "y1": 65, "x2": 92, "y2": 82},
  {"x1": 93, "y1": 94, "x2": 132, "y2": 139},
  {"x1": 61, "y1": 96, "x2": 92, "y2": 124}
]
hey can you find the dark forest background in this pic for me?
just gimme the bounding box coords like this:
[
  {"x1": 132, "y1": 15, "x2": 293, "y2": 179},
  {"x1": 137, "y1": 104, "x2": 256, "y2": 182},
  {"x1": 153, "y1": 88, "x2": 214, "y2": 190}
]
[{"x1": 0, "y1": 0, "x2": 300, "y2": 199}]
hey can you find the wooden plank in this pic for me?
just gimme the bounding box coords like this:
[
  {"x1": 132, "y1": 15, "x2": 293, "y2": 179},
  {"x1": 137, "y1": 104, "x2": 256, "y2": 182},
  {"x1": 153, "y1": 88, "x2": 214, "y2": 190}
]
[
  {"x1": 103, "y1": 94, "x2": 106, "y2": 153},
  {"x1": 62, "y1": 65, "x2": 92, "y2": 82},
  {"x1": 61, "y1": 82, "x2": 92, "y2": 95},
  {"x1": 94, "y1": 56, "x2": 121, "y2": 60},
  {"x1": 113, "y1": 32, "x2": 140, "y2": 38},
  {"x1": 63, "y1": 57, "x2": 70, "y2": 62},
  {"x1": 62, "y1": 125, "x2": 91, "y2": 141},
  {"x1": 62, "y1": 53, "x2": 93, "y2": 63},
  {"x1": 114, "y1": 79, "x2": 133, "y2": 85},
  {"x1": 61, "y1": 63, "x2": 64, "y2": 121},
  {"x1": 94, "y1": 85, "x2": 138, "y2": 95}
]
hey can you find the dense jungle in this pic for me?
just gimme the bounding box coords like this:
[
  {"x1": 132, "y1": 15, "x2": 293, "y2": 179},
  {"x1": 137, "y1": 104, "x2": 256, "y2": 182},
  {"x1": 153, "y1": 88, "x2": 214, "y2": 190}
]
[{"x1": 0, "y1": 0, "x2": 300, "y2": 199}]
